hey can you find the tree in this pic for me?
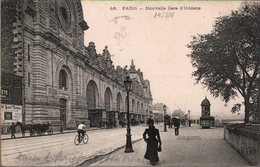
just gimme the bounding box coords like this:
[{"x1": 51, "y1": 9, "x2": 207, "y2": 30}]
[{"x1": 187, "y1": 2, "x2": 260, "y2": 124}]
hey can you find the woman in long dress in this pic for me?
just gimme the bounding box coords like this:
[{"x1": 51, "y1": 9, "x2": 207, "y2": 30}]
[{"x1": 143, "y1": 118, "x2": 162, "y2": 165}]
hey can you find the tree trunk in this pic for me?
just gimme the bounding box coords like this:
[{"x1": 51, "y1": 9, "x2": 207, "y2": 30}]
[{"x1": 244, "y1": 97, "x2": 250, "y2": 124}]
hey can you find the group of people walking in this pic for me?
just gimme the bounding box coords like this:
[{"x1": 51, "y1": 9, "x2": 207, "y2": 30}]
[{"x1": 143, "y1": 118, "x2": 181, "y2": 166}]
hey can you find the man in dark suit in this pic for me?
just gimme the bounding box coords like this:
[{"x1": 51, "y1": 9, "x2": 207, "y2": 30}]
[{"x1": 173, "y1": 120, "x2": 180, "y2": 136}]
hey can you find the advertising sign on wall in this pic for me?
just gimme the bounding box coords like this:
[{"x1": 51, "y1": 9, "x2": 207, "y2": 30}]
[{"x1": 1, "y1": 104, "x2": 22, "y2": 125}]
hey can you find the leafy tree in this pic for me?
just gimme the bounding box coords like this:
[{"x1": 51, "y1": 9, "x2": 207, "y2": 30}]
[{"x1": 187, "y1": 2, "x2": 260, "y2": 124}]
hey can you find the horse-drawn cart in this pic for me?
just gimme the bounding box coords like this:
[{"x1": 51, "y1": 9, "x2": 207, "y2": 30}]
[
  {"x1": 16, "y1": 122, "x2": 54, "y2": 136},
  {"x1": 30, "y1": 123, "x2": 53, "y2": 136}
]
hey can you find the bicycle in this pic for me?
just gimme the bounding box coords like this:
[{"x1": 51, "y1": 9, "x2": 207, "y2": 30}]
[{"x1": 74, "y1": 132, "x2": 89, "y2": 145}]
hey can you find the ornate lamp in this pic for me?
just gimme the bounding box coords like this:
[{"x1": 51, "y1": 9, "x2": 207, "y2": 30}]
[
  {"x1": 188, "y1": 110, "x2": 191, "y2": 127},
  {"x1": 124, "y1": 75, "x2": 134, "y2": 153},
  {"x1": 163, "y1": 104, "x2": 167, "y2": 132}
]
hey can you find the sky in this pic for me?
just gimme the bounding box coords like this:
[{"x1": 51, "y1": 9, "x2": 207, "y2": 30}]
[{"x1": 81, "y1": 1, "x2": 245, "y2": 119}]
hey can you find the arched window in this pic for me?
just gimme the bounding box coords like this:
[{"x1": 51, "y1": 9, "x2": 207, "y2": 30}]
[
  {"x1": 86, "y1": 81, "x2": 96, "y2": 109},
  {"x1": 137, "y1": 101, "x2": 140, "y2": 113},
  {"x1": 117, "y1": 93, "x2": 122, "y2": 112},
  {"x1": 59, "y1": 69, "x2": 68, "y2": 90},
  {"x1": 132, "y1": 99, "x2": 135, "y2": 113},
  {"x1": 105, "y1": 88, "x2": 112, "y2": 111}
]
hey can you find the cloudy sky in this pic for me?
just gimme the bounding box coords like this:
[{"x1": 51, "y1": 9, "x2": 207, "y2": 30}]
[{"x1": 81, "y1": 1, "x2": 244, "y2": 119}]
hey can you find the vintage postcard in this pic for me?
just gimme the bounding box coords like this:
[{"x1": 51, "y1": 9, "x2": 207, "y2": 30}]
[{"x1": 1, "y1": 0, "x2": 259, "y2": 166}]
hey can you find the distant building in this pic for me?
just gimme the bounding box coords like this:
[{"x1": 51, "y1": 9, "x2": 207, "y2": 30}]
[
  {"x1": 1, "y1": 0, "x2": 153, "y2": 130},
  {"x1": 151, "y1": 103, "x2": 165, "y2": 122},
  {"x1": 172, "y1": 109, "x2": 186, "y2": 120}
]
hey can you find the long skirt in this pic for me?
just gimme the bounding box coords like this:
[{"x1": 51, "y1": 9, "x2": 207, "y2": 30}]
[{"x1": 144, "y1": 140, "x2": 159, "y2": 163}]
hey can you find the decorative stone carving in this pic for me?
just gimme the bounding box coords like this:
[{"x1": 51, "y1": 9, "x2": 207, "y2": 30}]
[
  {"x1": 57, "y1": 0, "x2": 73, "y2": 33},
  {"x1": 86, "y1": 42, "x2": 97, "y2": 57},
  {"x1": 50, "y1": 19, "x2": 57, "y2": 31},
  {"x1": 25, "y1": 2, "x2": 36, "y2": 19}
]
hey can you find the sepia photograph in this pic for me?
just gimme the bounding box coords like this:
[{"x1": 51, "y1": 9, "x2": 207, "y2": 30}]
[{"x1": 1, "y1": 0, "x2": 259, "y2": 166}]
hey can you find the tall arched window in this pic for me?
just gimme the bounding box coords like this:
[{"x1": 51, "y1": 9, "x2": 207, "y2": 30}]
[
  {"x1": 132, "y1": 99, "x2": 135, "y2": 113},
  {"x1": 86, "y1": 81, "x2": 96, "y2": 109},
  {"x1": 125, "y1": 96, "x2": 127, "y2": 112},
  {"x1": 59, "y1": 69, "x2": 68, "y2": 90},
  {"x1": 137, "y1": 101, "x2": 140, "y2": 113},
  {"x1": 105, "y1": 88, "x2": 112, "y2": 111},
  {"x1": 116, "y1": 93, "x2": 122, "y2": 112}
]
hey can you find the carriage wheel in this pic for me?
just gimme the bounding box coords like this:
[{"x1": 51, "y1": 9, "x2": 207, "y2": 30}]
[
  {"x1": 47, "y1": 127, "x2": 53, "y2": 135},
  {"x1": 31, "y1": 130, "x2": 36, "y2": 136}
]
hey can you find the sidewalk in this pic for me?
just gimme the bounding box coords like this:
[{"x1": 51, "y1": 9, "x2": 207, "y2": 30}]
[{"x1": 87, "y1": 124, "x2": 250, "y2": 166}]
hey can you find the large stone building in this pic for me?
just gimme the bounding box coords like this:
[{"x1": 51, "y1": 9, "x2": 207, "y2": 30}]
[{"x1": 1, "y1": 0, "x2": 153, "y2": 130}]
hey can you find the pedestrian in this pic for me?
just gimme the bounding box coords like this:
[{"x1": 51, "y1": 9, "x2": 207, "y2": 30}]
[
  {"x1": 10, "y1": 122, "x2": 17, "y2": 139},
  {"x1": 77, "y1": 122, "x2": 86, "y2": 142},
  {"x1": 173, "y1": 119, "x2": 180, "y2": 136},
  {"x1": 143, "y1": 118, "x2": 162, "y2": 165},
  {"x1": 218, "y1": 119, "x2": 222, "y2": 127}
]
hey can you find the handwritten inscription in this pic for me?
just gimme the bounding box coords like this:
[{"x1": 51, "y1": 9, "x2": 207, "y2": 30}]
[
  {"x1": 115, "y1": 26, "x2": 126, "y2": 40},
  {"x1": 16, "y1": 151, "x2": 89, "y2": 165},
  {"x1": 154, "y1": 12, "x2": 175, "y2": 19},
  {"x1": 109, "y1": 16, "x2": 132, "y2": 24}
]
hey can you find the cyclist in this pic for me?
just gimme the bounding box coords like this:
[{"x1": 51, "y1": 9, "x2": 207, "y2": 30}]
[{"x1": 77, "y1": 122, "x2": 86, "y2": 142}]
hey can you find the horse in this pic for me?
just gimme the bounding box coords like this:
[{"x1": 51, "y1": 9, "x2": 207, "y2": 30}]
[{"x1": 15, "y1": 121, "x2": 34, "y2": 137}]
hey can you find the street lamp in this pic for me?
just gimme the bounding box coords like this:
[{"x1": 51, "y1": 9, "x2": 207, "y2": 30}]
[
  {"x1": 257, "y1": 65, "x2": 260, "y2": 124},
  {"x1": 163, "y1": 104, "x2": 167, "y2": 132},
  {"x1": 124, "y1": 75, "x2": 134, "y2": 153},
  {"x1": 188, "y1": 110, "x2": 191, "y2": 127}
]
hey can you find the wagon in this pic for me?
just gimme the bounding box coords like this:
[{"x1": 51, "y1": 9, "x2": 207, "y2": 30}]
[{"x1": 30, "y1": 123, "x2": 54, "y2": 136}]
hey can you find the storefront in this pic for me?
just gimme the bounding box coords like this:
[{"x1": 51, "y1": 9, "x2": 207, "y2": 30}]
[{"x1": 1, "y1": 72, "x2": 22, "y2": 133}]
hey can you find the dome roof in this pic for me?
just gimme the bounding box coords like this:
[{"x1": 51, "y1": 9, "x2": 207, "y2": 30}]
[{"x1": 201, "y1": 97, "x2": 211, "y2": 106}]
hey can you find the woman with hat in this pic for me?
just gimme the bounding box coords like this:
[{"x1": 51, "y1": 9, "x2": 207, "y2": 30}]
[{"x1": 143, "y1": 118, "x2": 162, "y2": 165}]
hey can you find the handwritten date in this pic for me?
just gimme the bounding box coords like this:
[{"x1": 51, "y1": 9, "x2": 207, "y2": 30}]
[{"x1": 154, "y1": 12, "x2": 174, "y2": 19}]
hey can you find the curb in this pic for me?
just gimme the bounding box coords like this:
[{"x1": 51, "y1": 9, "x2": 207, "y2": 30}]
[
  {"x1": 78, "y1": 138, "x2": 143, "y2": 166},
  {"x1": 0, "y1": 128, "x2": 103, "y2": 141}
]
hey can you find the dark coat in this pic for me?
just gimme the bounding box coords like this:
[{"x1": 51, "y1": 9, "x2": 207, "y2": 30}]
[
  {"x1": 10, "y1": 124, "x2": 16, "y2": 134},
  {"x1": 143, "y1": 126, "x2": 162, "y2": 163},
  {"x1": 173, "y1": 120, "x2": 180, "y2": 128}
]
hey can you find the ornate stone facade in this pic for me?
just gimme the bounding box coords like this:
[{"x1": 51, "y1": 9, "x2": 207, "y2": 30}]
[{"x1": 1, "y1": 0, "x2": 153, "y2": 130}]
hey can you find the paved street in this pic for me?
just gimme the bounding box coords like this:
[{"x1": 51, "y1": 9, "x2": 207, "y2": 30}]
[
  {"x1": 1, "y1": 124, "x2": 251, "y2": 167},
  {"x1": 1, "y1": 126, "x2": 144, "y2": 166},
  {"x1": 85, "y1": 124, "x2": 250, "y2": 167}
]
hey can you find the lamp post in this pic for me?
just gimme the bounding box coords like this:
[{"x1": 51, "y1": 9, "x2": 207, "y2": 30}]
[
  {"x1": 124, "y1": 75, "x2": 134, "y2": 153},
  {"x1": 163, "y1": 104, "x2": 167, "y2": 132},
  {"x1": 188, "y1": 110, "x2": 191, "y2": 127},
  {"x1": 257, "y1": 66, "x2": 260, "y2": 124}
]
